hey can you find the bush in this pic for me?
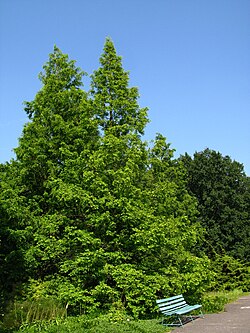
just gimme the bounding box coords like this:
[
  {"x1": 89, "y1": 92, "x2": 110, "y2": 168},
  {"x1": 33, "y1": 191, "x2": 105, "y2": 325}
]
[{"x1": 211, "y1": 255, "x2": 250, "y2": 292}]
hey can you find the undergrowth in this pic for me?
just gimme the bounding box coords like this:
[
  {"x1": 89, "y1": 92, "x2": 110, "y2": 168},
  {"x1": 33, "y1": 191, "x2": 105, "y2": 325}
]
[
  {"x1": 202, "y1": 289, "x2": 245, "y2": 313},
  {"x1": 2, "y1": 317, "x2": 170, "y2": 333},
  {"x1": 1, "y1": 289, "x2": 247, "y2": 333}
]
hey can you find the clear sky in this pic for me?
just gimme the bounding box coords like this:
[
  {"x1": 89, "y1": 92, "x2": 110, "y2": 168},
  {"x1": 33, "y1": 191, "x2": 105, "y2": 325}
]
[{"x1": 0, "y1": 0, "x2": 249, "y2": 175}]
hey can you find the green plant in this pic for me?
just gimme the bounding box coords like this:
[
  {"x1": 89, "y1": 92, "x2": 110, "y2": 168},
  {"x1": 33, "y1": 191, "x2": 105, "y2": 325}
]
[
  {"x1": 2, "y1": 298, "x2": 66, "y2": 330},
  {"x1": 202, "y1": 289, "x2": 244, "y2": 313},
  {"x1": 211, "y1": 255, "x2": 250, "y2": 291},
  {"x1": 14, "y1": 316, "x2": 170, "y2": 333}
]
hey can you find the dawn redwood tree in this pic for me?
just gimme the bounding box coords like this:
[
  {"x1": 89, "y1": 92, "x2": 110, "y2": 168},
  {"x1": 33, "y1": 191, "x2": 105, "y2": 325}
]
[
  {"x1": 87, "y1": 39, "x2": 211, "y2": 315},
  {"x1": 10, "y1": 47, "x2": 102, "y2": 301},
  {"x1": 87, "y1": 38, "x2": 149, "y2": 250},
  {"x1": 181, "y1": 148, "x2": 250, "y2": 262},
  {"x1": 90, "y1": 37, "x2": 148, "y2": 136},
  {"x1": 16, "y1": 46, "x2": 98, "y2": 204}
]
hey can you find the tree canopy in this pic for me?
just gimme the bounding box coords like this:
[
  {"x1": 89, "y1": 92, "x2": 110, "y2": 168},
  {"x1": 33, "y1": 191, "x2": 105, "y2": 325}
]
[{"x1": 181, "y1": 148, "x2": 250, "y2": 262}]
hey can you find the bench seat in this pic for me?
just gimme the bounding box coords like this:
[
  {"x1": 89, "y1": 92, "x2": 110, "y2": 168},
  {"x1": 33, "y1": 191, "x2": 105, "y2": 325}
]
[{"x1": 156, "y1": 294, "x2": 204, "y2": 327}]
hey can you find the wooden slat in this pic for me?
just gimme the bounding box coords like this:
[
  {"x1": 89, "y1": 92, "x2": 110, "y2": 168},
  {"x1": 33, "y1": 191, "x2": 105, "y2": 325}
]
[
  {"x1": 158, "y1": 301, "x2": 187, "y2": 312},
  {"x1": 156, "y1": 295, "x2": 183, "y2": 304}
]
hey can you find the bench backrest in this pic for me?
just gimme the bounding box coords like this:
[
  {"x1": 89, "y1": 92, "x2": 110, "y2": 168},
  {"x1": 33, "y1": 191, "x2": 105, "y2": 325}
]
[{"x1": 156, "y1": 295, "x2": 188, "y2": 314}]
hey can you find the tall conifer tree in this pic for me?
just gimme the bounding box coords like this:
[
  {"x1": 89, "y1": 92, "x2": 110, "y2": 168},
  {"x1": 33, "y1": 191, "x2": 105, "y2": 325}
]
[
  {"x1": 90, "y1": 38, "x2": 148, "y2": 136},
  {"x1": 10, "y1": 47, "x2": 101, "y2": 302},
  {"x1": 16, "y1": 46, "x2": 98, "y2": 203}
]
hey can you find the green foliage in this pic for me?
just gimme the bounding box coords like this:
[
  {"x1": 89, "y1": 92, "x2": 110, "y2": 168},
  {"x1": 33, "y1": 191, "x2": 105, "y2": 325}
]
[
  {"x1": 181, "y1": 149, "x2": 250, "y2": 262},
  {"x1": 1, "y1": 298, "x2": 66, "y2": 330},
  {"x1": 1, "y1": 39, "x2": 234, "y2": 328},
  {"x1": 12, "y1": 316, "x2": 169, "y2": 333},
  {"x1": 90, "y1": 37, "x2": 148, "y2": 136},
  {"x1": 0, "y1": 161, "x2": 31, "y2": 316},
  {"x1": 15, "y1": 46, "x2": 98, "y2": 208},
  {"x1": 202, "y1": 289, "x2": 244, "y2": 313},
  {"x1": 210, "y1": 255, "x2": 250, "y2": 292}
]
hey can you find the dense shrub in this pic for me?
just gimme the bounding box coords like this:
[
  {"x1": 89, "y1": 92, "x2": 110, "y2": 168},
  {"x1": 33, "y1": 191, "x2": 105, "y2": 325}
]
[{"x1": 210, "y1": 255, "x2": 250, "y2": 292}]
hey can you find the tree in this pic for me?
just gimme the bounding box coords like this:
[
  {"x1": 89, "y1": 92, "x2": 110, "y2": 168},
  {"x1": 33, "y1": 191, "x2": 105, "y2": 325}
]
[
  {"x1": 90, "y1": 37, "x2": 148, "y2": 136},
  {"x1": 181, "y1": 148, "x2": 250, "y2": 262},
  {"x1": 0, "y1": 161, "x2": 30, "y2": 314},
  {"x1": 37, "y1": 40, "x2": 210, "y2": 316},
  {"x1": 7, "y1": 47, "x2": 102, "y2": 310},
  {"x1": 16, "y1": 46, "x2": 98, "y2": 204}
]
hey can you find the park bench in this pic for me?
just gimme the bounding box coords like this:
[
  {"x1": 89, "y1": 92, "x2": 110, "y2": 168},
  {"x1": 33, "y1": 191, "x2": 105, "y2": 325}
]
[{"x1": 156, "y1": 294, "x2": 204, "y2": 327}]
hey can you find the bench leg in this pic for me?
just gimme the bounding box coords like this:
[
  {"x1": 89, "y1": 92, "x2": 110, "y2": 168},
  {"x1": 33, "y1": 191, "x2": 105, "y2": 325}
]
[
  {"x1": 161, "y1": 316, "x2": 184, "y2": 327},
  {"x1": 178, "y1": 315, "x2": 183, "y2": 327},
  {"x1": 199, "y1": 309, "x2": 205, "y2": 318}
]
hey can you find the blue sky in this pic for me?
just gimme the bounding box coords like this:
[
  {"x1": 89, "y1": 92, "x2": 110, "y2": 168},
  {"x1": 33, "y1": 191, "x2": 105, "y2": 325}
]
[{"x1": 0, "y1": 0, "x2": 249, "y2": 175}]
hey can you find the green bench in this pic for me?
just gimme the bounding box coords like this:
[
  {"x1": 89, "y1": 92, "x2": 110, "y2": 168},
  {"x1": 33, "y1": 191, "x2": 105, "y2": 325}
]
[{"x1": 156, "y1": 294, "x2": 204, "y2": 327}]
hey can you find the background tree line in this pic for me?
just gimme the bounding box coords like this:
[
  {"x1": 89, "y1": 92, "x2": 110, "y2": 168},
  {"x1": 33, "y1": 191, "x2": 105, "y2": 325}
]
[{"x1": 0, "y1": 39, "x2": 249, "y2": 325}]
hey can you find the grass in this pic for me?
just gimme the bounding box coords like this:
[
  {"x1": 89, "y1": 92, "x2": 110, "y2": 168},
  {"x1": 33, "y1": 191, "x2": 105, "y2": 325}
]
[
  {"x1": 4, "y1": 317, "x2": 170, "y2": 333},
  {"x1": 201, "y1": 289, "x2": 245, "y2": 313}
]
